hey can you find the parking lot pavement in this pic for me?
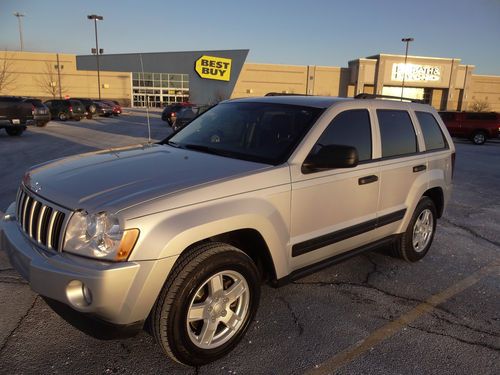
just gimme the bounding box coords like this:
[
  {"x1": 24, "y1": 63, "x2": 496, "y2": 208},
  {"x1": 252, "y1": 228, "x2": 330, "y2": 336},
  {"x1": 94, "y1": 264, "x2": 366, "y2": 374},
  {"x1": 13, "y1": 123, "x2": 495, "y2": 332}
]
[{"x1": 0, "y1": 114, "x2": 499, "y2": 374}]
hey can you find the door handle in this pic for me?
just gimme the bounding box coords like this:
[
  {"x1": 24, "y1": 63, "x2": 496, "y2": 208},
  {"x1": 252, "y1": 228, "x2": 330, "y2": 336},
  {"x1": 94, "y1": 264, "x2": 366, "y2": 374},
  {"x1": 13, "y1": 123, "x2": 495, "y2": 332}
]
[
  {"x1": 358, "y1": 175, "x2": 379, "y2": 185},
  {"x1": 413, "y1": 165, "x2": 427, "y2": 173}
]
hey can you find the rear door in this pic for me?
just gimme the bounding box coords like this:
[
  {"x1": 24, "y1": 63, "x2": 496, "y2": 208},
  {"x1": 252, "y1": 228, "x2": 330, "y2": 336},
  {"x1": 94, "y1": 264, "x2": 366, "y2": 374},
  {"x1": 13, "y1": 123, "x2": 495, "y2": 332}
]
[{"x1": 375, "y1": 109, "x2": 427, "y2": 238}]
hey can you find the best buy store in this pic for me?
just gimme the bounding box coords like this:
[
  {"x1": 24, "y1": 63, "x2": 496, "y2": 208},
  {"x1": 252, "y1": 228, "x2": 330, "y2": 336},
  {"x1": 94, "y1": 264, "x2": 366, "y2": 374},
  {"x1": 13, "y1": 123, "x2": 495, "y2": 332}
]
[{"x1": 2, "y1": 50, "x2": 499, "y2": 111}]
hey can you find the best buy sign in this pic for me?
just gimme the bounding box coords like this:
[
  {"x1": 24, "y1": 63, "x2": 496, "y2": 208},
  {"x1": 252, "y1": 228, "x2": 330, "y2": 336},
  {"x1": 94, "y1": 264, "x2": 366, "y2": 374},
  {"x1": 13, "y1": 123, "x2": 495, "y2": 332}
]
[{"x1": 195, "y1": 55, "x2": 232, "y2": 81}]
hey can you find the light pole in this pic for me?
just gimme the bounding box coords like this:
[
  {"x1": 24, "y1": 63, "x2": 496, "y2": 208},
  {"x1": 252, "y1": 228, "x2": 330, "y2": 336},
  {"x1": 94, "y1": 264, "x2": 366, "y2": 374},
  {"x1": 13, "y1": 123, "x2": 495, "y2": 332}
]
[
  {"x1": 87, "y1": 14, "x2": 103, "y2": 100},
  {"x1": 13, "y1": 12, "x2": 25, "y2": 51},
  {"x1": 401, "y1": 37, "x2": 414, "y2": 100}
]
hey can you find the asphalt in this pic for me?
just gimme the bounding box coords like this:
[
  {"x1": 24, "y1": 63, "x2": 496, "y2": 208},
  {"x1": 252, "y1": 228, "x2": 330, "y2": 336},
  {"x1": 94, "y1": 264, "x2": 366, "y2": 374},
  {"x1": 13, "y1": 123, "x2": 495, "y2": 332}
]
[{"x1": 0, "y1": 111, "x2": 498, "y2": 375}]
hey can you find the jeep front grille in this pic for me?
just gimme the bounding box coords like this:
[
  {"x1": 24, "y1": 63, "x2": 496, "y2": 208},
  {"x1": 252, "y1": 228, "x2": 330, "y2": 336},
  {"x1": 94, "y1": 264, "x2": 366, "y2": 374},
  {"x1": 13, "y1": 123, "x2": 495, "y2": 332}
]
[{"x1": 16, "y1": 189, "x2": 66, "y2": 251}]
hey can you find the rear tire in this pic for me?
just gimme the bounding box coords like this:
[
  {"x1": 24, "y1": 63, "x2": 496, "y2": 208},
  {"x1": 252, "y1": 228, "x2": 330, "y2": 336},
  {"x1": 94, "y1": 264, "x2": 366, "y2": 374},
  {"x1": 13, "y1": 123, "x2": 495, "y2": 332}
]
[
  {"x1": 6, "y1": 127, "x2": 24, "y2": 136},
  {"x1": 471, "y1": 130, "x2": 487, "y2": 145},
  {"x1": 393, "y1": 197, "x2": 437, "y2": 262},
  {"x1": 150, "y1": 242, "x2": 260, "y2": 366},
  {"x1": 58, "y1": 112, "x2": 68, "y2": 121},
  {"x1": 36, "y1": 121, "x2": 48, "y2": 127}
]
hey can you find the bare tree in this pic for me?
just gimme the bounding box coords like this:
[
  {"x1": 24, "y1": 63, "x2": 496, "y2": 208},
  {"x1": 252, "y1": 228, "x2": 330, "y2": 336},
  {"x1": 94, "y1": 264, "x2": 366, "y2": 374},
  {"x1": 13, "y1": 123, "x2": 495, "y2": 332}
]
[
  {"x1": 0, "y1": 51, "x2": 16, "y2": 94},
  {"x1": 36, "y1": 61, "x2": 66, "y2": 99},
  {"x1": 470, "y1": 99, "x2": 491, "y2": 112}
]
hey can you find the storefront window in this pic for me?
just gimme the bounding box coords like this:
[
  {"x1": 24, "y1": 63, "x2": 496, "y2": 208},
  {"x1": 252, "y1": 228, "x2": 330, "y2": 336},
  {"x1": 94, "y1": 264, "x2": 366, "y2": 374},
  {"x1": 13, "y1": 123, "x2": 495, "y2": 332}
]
[{"x1": 132, "y1": 71, "x2": 190, "y2": 107}]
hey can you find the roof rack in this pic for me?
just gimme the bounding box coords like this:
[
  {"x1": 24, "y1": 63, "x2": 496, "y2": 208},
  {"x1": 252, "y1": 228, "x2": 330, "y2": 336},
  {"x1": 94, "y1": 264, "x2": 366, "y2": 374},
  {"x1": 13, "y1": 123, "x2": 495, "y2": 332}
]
[
  {"x1": 265, "y1": 92, "x2": 307, "y2": 96},
  {"x1": 354, "y1": 93, "x2": 425, "y2": 104}
]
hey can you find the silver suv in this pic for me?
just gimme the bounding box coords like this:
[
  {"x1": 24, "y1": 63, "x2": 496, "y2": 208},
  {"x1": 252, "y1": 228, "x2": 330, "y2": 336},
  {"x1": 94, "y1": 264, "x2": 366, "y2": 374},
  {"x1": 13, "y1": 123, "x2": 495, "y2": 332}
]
[{"x1": 1, "y1": 95, "x2": 454, "y2": 365}]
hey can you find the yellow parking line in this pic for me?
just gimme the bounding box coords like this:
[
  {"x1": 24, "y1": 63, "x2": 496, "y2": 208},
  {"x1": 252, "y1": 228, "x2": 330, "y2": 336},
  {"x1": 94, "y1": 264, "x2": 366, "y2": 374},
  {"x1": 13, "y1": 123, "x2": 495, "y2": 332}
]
[{"x1": 307, "y1": 261, "x2": 500, "y2": 375}]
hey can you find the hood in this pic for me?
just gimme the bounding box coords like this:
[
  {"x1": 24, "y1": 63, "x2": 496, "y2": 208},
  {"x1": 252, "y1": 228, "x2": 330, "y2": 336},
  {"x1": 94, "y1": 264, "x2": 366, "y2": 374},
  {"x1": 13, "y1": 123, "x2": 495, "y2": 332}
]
[{"x1": 24, "y1": 144, "x2": 271, "y2": 213}]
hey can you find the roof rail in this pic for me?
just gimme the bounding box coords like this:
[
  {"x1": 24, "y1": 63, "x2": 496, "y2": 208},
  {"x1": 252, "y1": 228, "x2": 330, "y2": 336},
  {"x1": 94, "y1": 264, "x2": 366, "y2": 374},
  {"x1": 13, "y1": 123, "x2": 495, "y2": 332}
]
[
  {"x1": 354, "y1": 93, "x2": 425, "y2": 104},
  {"x1": 265, "y1": 92, "x2": 307, "y2": 96}
]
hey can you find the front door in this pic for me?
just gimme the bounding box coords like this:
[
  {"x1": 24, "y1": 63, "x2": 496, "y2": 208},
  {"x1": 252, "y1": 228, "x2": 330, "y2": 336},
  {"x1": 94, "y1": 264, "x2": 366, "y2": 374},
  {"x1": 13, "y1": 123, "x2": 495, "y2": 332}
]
[{"x1": 290, "y1": 109, "x2": 380, "y2": 270}]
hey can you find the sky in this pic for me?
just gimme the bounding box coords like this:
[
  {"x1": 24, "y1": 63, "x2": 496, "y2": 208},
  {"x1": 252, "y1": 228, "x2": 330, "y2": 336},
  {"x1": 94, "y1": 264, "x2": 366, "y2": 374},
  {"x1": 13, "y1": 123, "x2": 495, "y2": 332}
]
[{"x1": 1, "y1": 0, "x2": 499, "y2": 75}]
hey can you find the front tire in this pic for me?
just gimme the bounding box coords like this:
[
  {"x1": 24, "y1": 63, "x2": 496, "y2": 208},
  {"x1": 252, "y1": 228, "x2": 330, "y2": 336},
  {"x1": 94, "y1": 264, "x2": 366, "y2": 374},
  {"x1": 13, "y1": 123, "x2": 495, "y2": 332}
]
[
  {"x1": 151, "y1": 242, "x2": 260, "y2": 366},
  {"x1": 393, "y1": 197, "x2": 437, "y2": 262}
]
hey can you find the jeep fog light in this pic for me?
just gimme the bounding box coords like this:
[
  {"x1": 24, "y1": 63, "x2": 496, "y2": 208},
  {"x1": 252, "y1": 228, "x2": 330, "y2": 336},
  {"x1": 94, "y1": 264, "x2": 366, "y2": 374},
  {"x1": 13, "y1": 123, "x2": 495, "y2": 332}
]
[{"x1": 66, "y1": 280, "x2": 92, "y2": 307}]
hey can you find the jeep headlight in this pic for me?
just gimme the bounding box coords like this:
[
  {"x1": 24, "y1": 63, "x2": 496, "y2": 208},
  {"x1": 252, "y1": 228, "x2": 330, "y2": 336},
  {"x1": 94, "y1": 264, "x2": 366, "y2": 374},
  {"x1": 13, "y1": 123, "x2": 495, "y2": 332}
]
[{"x1": 63, "y1": 211, "x2": 139, "y2": 261}]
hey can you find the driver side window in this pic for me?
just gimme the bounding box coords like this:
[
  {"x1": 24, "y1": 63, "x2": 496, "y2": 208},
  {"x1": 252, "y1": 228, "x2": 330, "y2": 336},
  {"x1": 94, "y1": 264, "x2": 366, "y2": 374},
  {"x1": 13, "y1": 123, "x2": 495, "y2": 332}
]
[{"x1": 310, "y1": 109, "x2": 372, "y2": 162}]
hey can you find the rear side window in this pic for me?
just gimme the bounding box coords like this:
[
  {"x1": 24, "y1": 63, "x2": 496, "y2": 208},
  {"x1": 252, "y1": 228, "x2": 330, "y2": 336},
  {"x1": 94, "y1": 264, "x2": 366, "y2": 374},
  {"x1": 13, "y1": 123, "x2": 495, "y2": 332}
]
[
  {"x1": 416, "y1": 112, "x2": 447, "y2": 151},
  {"x1": 465, "y1": 112, "x2": 496, "y2": 121},
  {"x1": 377, "y1": 110, "x2": 417, "y2": 158},
  {"x1": 314, "y1": 109, "x2": 372, "y2": 162},
  {"x1": 439, "y1": 112, "x2": 456, "y2": 121}
]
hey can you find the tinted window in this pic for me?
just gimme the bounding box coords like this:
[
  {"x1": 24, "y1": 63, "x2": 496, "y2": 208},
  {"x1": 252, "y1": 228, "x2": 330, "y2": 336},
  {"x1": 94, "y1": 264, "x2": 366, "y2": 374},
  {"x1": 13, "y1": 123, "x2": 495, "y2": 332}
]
[
  {"x1": 313, "y1": 109, "x2": 372, "y2": 162},
  {"x1": 465, "y1": 112, "x2": 496, "y2": 121},
  {"x1": 416, "y1": 112, "x2": 447, "y2": 151},
  {"x1": 439, "y1": 112, "x2": 456, "y2": 121},
  {"x1": 168, "y1": 102, "x2": 323, "y2": 165},
  {"x1": 377, "y1": 110, "x2": 417, "y2": 158}
]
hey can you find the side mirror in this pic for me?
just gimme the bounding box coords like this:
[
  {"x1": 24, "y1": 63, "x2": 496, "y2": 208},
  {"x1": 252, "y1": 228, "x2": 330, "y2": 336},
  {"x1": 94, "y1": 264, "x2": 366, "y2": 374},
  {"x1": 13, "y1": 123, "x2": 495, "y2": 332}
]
[{"x1": 302, "y1": 144, "x2": 359, "y2": 173}]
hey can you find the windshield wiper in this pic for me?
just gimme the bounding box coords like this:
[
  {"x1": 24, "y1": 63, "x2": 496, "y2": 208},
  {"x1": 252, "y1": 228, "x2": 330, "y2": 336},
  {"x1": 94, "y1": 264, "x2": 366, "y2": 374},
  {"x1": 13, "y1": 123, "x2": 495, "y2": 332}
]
[
  {"x1": 166, "y1": 140, "x2": 181, "y2": 148},
  {"x1": 182, "y1": 143, "x2": 232, "y2": 157}
]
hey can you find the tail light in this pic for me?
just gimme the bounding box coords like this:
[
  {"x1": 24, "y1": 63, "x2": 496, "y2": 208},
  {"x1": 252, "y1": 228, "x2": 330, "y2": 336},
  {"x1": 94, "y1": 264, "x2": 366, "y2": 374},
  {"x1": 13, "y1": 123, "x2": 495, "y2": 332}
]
[
  {"x1": 451, "y1": 152, "x2": 456, "y2": 179},
  {"x1": 31, "y1": 105, "x2": 35, "y2": 115},
  {"x1": 69, "y1": 106, "x2": 73, "y2": 112}
]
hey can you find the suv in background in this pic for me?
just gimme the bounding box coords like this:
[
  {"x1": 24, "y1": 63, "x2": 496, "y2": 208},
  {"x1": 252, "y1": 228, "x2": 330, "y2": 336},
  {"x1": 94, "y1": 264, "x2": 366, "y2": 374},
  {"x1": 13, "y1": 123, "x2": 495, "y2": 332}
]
[
  {"x1": 161, "y1": 102, "x2": 193, "y2": 125},
  {"x1": 439, "y1": 111, "x2": 500, "y2": 144},
  {"x1": 23, "y1": 98, "x2": 51, "y2": 127},
  {"x1": 44, "y1": 99, "x2": 86, "y2": 121},
  {"x1": 0, "y1": 96, "x2": 33, "y2": 136},
  {"x1": 2, "y1": 96, "x2": 454, "y2": 366},
  {"x1": 73, "y1": 98, "x2": 97, "y2": 119}
]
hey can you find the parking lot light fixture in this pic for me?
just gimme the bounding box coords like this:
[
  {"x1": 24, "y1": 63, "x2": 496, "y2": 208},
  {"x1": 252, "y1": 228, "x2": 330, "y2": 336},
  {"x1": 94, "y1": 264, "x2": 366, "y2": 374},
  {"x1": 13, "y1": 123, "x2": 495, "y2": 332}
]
[
  {"x1": 87, "y1": 14, "x2": 104, "y2": 100},
  {"x1": 13, "y1": 12, "x2": 25, "y2": 51},
  {"x1": 401, "y1": 37, "x2": 414, "y2": 100}
]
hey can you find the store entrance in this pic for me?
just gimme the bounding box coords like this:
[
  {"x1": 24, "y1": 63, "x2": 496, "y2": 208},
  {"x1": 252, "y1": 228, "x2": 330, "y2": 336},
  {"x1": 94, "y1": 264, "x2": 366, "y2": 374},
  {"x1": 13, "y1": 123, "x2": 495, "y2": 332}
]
[{"x1": 382, "y1": 86, "x2": 431, "y2": 103}]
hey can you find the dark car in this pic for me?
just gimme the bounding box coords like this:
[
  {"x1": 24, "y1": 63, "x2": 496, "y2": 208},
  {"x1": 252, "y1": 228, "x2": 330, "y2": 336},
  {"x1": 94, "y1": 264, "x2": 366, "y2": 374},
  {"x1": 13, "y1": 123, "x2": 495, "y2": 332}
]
[
  {"x1": 93, "y1": 101, "x2": 114, "y2": 117},
  {"x1": 73, "y1": 98, "x2": 97, "y2": 119},
  {"x1": 171, "y1": 105, "x2": 213, "y2": 132},
  {"x1": 439, "y1": 111, "x2": 500, "y2": 145},
  {"x1": 161, "y1": 102, "x2": 194, "y2": 125},
  {"x1": 0, "y1": 96, "x2": 33, "y2": 136},
  {"x1": 102, "y1": 100, "x2": 122, "y2": 116},
  {"x1": 23, "y1": 98, "x2": 51, "y2": 127},
  {"x1": 44, "y1": 99, "x2": 86, "y2": 121}
]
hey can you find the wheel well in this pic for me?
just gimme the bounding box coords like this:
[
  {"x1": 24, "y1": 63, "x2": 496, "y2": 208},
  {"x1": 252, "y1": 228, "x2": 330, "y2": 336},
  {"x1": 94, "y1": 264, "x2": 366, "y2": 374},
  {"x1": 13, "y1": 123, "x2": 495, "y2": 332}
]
[
  {"x1": 472, "y1": 128, "x2": 489, "y2": 137},
  {"x1": 423, "y1": 187, "x2": 444, "y2": 218},
  {"x1": 184, "y1": 229, "x2": 277, "y2": 283}
]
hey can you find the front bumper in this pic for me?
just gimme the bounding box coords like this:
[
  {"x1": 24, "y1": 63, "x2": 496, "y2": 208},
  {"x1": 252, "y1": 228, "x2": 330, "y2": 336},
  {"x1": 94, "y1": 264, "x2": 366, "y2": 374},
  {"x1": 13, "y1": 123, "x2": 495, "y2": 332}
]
[{"x1": 0, "y1": 203, "x2": 177, "y2": 327}]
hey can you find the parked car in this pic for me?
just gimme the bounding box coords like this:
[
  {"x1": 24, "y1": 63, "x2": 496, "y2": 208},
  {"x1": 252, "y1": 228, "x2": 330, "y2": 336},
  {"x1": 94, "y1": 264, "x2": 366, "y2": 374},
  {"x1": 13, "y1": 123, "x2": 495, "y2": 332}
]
[
  {"x1": 93, "y1": 101, "x2": 114, "y2": 117},
  {"x1": 102, "y1": 100, "x2": 122, "y2": 116},
  {"x1": 438, "y1": 111, "x2": 500, "y2": 145},
  {"x1": 161, "y1": 102, "x2": 194, "y2": 125},
  {"x1": 23, "y1": 98, "x2": 51, "y2": 127},
  {"x1": 44, "y1": 99, "x2": 86, "y2": 121},
  {"x1": 73, "y1": 98, "x2": 97, "y2": 119},
  {"x1": 0, "y1": 96, "x2": 33, "y2": 136},
  {"x1": 171, "y1": 105, "x2": 212, "y2": 132},
  {"x1": 1, "y1": 95, "x2": 454, "y2": 366}
]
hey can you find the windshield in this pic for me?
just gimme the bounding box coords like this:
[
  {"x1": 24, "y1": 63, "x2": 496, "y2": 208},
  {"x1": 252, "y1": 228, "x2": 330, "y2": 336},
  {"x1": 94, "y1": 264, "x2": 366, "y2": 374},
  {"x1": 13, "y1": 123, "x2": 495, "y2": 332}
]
[{"x1": 165, "y1": 102, "x2": 323, "y2": 165}]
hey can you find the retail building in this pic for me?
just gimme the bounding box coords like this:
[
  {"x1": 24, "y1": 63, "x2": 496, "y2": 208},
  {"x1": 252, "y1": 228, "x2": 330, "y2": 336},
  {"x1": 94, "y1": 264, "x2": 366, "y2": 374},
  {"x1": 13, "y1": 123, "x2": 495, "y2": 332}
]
[{"x1": 1, "y1": 50, "x2": 499, "y2": 111}]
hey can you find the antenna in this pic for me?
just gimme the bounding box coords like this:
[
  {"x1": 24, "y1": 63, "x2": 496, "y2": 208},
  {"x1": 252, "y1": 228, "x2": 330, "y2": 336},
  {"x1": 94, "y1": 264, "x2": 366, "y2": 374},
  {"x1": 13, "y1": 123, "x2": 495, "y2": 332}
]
[{"x1": 139, "y1": 53, "x2": 152, "y2": 144}]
